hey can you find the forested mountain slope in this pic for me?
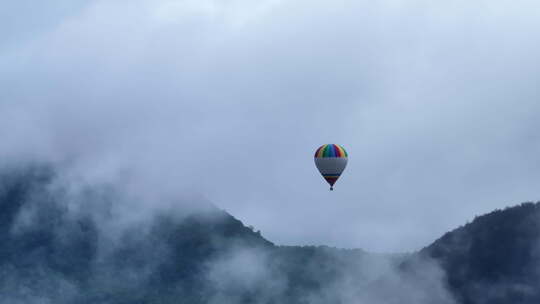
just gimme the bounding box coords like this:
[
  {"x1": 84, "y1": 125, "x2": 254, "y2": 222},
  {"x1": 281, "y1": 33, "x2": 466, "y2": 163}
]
[{"x1": 1, "y1": 164, "x2": 539, "y2": 303}]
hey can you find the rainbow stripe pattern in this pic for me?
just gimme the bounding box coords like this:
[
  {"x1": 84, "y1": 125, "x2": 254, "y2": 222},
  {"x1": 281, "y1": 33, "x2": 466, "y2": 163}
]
[
  {"x1": 314, "y1": 144, "x2": 348, "y2": 190},
  {"x1": 314, "y1": 144, "x2": 348, "y2": 158}
]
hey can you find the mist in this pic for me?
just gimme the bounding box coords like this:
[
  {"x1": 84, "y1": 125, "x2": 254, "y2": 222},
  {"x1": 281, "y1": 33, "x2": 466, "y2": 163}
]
[
  {"x1": 2, "y1": 0, "x2": 540, "y2": 251},
  {"x1": 0, "y1": 166, "x2": 457, "y2": 303}
]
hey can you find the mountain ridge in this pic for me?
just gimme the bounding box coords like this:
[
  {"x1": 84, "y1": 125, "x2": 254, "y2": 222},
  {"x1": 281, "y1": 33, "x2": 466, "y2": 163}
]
[{"x1": 1, "y1": 165, "x2": 539, "y2": 303}]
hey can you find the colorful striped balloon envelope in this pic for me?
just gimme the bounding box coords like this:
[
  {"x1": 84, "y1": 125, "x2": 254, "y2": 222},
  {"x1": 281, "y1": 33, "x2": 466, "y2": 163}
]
[{"x1": 314, "y1": 144, "x2": 348, "y2": 190}]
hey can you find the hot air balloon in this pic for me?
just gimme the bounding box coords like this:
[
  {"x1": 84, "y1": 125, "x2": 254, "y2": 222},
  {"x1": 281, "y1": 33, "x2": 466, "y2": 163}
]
[{"x1": 314, "y1": 144, "x2": 348, "y2": 191}]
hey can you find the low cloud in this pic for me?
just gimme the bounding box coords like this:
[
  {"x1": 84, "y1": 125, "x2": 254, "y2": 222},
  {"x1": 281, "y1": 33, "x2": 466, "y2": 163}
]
[
  {"x1": 2, "y1": 0, "x2": 540, "y2": 252},
  {"x1": 0, "y1": 165, "x2": 458, "y2": 303}
]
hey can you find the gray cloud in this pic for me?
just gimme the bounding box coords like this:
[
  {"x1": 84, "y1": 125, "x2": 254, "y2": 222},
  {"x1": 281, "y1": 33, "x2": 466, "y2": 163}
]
[
  {"x1": 2, "y1": 0, "x2": 540, "y2": 252},
  {"x1": 203, "y1": 244, "x2": 457, "y2": 304}
]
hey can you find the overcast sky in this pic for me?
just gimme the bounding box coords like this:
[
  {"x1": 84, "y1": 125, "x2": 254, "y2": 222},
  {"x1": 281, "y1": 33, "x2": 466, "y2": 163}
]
[{"x1": 2, "y1": 0, "x2": 540, "y2": 252}]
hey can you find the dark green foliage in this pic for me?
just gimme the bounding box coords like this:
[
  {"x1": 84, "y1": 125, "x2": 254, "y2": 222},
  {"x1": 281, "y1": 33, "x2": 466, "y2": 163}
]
[
  {"x1": 0, "y1": 165, "x2": 98, "y2": 284},
  {"x1": 422, "y1": 202, "x2": 540, "y2": 304},
  {"x1": 1, "y1": 165, "x2": 540, "y2": 303},
  {"x1": 0, "y1": 166, "x2": 372, "y2": 303}
]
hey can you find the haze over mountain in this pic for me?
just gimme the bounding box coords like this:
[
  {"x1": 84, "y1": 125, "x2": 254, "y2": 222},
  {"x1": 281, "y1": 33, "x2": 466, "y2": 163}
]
[
  {"x1": 3, "y1": 0, "x2": 540, "y2": 252},
  {"x1": 1, "y1": 164, "x2": 539, "y2": 303}
]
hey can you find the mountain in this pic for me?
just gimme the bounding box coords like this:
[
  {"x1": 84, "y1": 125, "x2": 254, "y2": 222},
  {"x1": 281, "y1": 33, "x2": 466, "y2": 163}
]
[
  {"x1": 420, "y1": 202, "x2": 540, "y2": 304},
  {"x1": 1, "y1": 164, "x2": 539, "y2": 303},
  {"x1": 0, "y1": 165, "x2": 381, "y2": 303}
]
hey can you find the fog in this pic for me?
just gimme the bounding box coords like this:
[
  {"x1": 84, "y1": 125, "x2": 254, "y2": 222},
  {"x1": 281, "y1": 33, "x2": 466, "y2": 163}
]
[
  {"x1": 2, "y1": 0, "x2": 540, "y2": 252},
  {"x1": 0, "y1": 166, "x2": 457, "y2": 303}
]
